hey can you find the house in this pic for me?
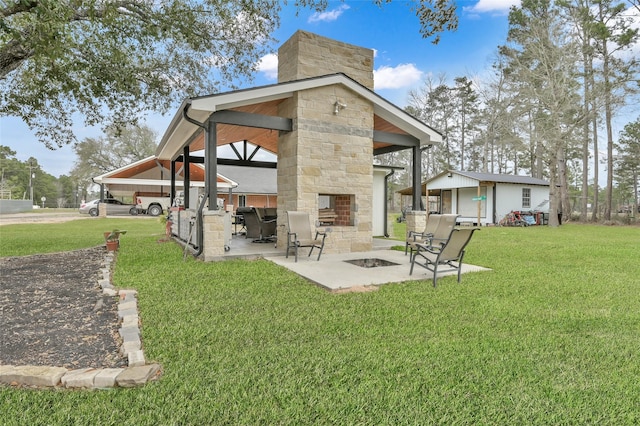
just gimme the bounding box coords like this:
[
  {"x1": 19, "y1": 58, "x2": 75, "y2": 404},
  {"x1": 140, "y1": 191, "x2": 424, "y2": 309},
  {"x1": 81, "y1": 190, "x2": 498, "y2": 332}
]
[
  {"x1": 399, "y1": 170, "x2": 550, "y2": 226},
  {"x1": 216, "y1": 164, "x2": 276, "y2": 209},
  {"x1": 155, "y1": 31, "x2": 443, "y2": 260}
]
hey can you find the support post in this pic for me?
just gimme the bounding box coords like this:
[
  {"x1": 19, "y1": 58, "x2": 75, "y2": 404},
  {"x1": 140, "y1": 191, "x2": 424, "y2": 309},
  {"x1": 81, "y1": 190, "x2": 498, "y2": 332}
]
[
  {"x1": 183, "y1": 147, "x2": 190, "y2": 208},
  {"x1": 206, "y1": 119, "x2": 218, "y2": 210},
  {"x1": 170, "y1": 160, "x2": 176, "y2": 206},
  {"x1": 412, "y1": 145, "x2": 422, "y2": 211}
]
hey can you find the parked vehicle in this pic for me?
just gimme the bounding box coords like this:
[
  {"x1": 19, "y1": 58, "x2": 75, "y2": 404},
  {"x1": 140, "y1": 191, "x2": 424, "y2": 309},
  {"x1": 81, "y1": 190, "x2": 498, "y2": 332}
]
[
  {"x1": 79, "y1": 199, "x2": 138, "y2": 217},
  {"x1": 136, "y1": 196, "x2": 171, "y2": 216}
]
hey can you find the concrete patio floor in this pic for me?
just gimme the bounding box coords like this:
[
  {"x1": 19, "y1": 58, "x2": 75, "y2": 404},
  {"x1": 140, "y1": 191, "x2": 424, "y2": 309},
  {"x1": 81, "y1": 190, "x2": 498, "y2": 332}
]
[{"x1": 265, "y1": 239, "x2": 490, "y2": 291}]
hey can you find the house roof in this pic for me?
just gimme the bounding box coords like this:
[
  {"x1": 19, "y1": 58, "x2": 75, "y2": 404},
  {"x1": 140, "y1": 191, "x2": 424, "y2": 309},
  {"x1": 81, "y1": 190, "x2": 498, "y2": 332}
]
[
  {"x1": 156, "y1": 73, "x2": 442, "y2": 161},
  {"x1": 443, "y1": 171, "x2": 549, "y2": 186},
  {"x1": 92, "y1": 156, "x2": 237, "y2": 197},
  {"x1": 216, "y1": 165, "x2": 276, "y2": 195},
  {"x1": 397, "y1": 171, "x2": 549, "y2": 195}
]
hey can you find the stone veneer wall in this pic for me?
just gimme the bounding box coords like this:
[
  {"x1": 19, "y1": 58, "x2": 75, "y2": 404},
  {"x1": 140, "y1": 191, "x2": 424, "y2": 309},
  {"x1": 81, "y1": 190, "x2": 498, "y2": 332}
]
[
  {"x1": 278, "y1": 31, "x2": 374, "y2": 89},
  {"x1": 276, "y1": 31, "x2": 376, "y2": 254},
  {"x1": 202, "y1": 210, "x2": 227, "y2": 261},
  {"x1": 405, "y1": 211, "x2": 427, "y2": 236}
]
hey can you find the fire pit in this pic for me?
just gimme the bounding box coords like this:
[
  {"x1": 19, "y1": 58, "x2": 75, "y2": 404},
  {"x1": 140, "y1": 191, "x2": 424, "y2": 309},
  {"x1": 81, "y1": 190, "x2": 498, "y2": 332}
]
[{"x1": 344, "y1": 258, "x2": 400, "y2": 268}]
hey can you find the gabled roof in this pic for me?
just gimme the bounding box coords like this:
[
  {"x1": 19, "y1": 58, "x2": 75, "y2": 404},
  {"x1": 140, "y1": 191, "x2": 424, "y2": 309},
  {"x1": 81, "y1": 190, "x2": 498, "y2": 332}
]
[
  {"x1": 92, "y1": 156, "x2": 237, "y2": 197},
  {"x1": 156, "y1": 73, "x2": 442, "y2": 160},
  {"x1": 397, "y1": 171, "x2": 549, "y2": 195},
  {"x1": 442, "y1": 171, "x2": 549, "y2": 186}
]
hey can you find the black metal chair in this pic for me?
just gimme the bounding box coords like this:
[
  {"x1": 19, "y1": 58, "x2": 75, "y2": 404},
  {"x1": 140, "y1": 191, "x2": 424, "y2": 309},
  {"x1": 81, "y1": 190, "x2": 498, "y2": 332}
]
[
  {"x1": 236, "y1": 207, "x2": 260, "y2": 239},
  {"x1": 253, "y1": 207, "x2": 277, "y2": 243}
]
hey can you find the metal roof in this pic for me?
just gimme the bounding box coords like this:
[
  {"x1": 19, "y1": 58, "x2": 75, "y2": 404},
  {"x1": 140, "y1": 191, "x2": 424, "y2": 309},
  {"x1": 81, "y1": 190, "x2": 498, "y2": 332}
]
[{"x1": 451, "y1": 171, "x2": 549, "y2": 186}]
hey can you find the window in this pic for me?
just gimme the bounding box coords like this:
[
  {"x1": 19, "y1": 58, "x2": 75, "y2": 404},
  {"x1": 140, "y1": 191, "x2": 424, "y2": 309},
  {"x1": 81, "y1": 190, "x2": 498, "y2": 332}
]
[
  {"x1": 238, "y1": 195, "x2": 246, "y2": 207},
  {"x1": 522, "y1": 188, "x2": 531, "y2": 208}
]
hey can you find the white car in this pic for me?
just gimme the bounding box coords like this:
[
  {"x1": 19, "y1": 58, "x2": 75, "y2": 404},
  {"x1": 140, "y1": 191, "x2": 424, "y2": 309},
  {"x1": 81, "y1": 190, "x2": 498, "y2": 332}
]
[{"x1": 78, "y1": 199, "x2": 138, "y2": 217}]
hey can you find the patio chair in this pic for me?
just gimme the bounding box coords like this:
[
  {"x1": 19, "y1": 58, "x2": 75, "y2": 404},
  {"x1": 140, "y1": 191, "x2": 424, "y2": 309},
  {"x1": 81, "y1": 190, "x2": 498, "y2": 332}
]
[
  {"x1": 427, "y1": 213, "x2": 460, "y2": 246},
  {"x1": 253, "y1": 207, "x2": 277, "y2": 243},
  {"x1": 407, "y1": 214, "x2": 459, "y2": 260},
  {"x1": 237, "y1": 207, "x2": 260, "y2": 239},
  {"x1": 405, "y1": 214, "x2": 441, "y2": 257},
  {"x1": 409, "y1": 227, "x2": 477, "y2": 287},
  {"x1": 286, "y1": 211, "x2": 327, "y2": 262}
]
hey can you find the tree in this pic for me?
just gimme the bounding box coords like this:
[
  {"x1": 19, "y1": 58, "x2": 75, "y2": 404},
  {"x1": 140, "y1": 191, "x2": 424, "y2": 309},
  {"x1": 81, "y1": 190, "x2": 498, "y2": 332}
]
[
  {"x1": 590, "y1": 0, "x2": 639, "y2": 221},
  {"x1": 615, "y1": 117, "x2": 640, "y2": 215},
  {"x1": 70, "y1": 124, "x2": 157, "y2": 192},
  {"x1": 0, "y1": 145, "x2": 24, "y2": 198},
  {"x1": 452, "y1": 76, "x2": 479, "y2": 170},
  {"x1": 1, "y1": 0, "x2": 458, "y2": 148},
  {"x1": 561, "y1": 0, "x2": 599, "y2": 222},
  {"x1": 500, "y1": 0, "x2": 584, "y2": 226}
]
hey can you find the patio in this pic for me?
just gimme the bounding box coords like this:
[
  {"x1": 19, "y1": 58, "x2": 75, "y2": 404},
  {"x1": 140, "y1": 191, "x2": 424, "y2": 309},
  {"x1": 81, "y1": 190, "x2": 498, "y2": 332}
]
[{"x1": 224, "y1": 234, "x2": 489, "y2": 291}]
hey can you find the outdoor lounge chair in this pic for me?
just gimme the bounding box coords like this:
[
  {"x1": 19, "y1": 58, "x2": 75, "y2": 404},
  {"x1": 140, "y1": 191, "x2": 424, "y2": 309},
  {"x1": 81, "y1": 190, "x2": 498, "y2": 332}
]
[
  {"x1": 253, "y1": 207, "x2": 277, "y2": 243},
  {"x1": 405, "y1": 214, "x2": 441, "y2": 257},
  {"x1": 237, "y1": 207, "x2": 260, "y2": 239},
  {"x1": 407, "y1": 214, "x2": 459, "y2": 260},
  {"x1": 409, "y1": 227, "x2": 477, "y2": 287},
  {"x1": 286, "y1": 211, "x2": 327, "y2": 262}
]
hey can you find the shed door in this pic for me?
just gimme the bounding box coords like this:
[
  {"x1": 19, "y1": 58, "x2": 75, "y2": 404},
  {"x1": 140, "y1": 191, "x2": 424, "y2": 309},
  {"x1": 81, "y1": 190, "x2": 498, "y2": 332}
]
[{"x1": 442, "y1": 190, "x2": 452, "y2": 214}]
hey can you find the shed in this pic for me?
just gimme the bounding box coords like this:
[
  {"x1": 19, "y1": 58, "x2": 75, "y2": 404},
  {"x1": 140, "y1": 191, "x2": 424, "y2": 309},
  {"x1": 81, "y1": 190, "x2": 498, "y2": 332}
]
[{"x1": 400, "y1": 170, "x2": 550, "y2": 225}]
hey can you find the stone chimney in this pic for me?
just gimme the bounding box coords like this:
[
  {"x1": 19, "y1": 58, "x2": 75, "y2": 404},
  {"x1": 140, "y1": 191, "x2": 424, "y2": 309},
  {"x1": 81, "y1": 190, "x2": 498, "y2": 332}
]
[{"x1": 278, "y1": 30, "x2": 374, "y2": 89}]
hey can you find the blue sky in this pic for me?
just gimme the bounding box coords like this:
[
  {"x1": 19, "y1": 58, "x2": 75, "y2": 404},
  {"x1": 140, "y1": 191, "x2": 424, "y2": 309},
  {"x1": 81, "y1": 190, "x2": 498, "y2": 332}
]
[{"x1": 1, "y1": 0, "x2": 521, "y2": 177}]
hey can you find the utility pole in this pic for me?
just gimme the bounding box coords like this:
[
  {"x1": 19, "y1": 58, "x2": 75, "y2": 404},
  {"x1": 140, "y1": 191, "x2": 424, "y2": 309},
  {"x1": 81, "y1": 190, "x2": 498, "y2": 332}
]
[{"x1": 28, "y1": 160, "x2": 35, "y2": 202}]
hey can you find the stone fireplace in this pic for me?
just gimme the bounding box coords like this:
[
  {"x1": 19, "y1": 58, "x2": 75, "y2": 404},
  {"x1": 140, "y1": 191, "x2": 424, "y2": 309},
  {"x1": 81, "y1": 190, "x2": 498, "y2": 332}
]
[{"x1": 276, "y1": 31, "x2": 375, "y2": 254}]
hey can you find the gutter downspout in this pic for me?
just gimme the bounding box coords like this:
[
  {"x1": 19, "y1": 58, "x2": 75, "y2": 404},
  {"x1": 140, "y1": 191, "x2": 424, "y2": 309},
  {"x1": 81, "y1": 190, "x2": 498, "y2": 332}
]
[
  {"x1": 182, "y1": 102, "x2": 208, "y2": 257},
  {"x1": 383, "y1": 169, "x2": 395, "y2": 238},
  {"x1": 420, "y1": 144, "x2": 434, "y2": 211}
]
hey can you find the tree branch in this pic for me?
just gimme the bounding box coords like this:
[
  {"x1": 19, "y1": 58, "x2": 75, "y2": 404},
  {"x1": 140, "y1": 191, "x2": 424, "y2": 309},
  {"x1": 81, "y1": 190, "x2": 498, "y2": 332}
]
[{"x1": 1, "y1": 0, "x2": 38, "y2": 18}]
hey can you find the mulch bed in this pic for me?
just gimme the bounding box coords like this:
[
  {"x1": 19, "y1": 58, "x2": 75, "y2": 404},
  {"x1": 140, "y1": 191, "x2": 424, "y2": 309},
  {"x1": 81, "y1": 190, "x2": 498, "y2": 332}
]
[{"x1": 0, "y1": 247, "x2": 126, "y2": 369}]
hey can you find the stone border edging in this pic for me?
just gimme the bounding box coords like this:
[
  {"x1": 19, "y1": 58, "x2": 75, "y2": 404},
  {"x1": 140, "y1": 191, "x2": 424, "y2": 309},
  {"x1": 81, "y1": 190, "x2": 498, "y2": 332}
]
[{"x1": 0, "y1": 250, "x2": 161, "y2": 389}]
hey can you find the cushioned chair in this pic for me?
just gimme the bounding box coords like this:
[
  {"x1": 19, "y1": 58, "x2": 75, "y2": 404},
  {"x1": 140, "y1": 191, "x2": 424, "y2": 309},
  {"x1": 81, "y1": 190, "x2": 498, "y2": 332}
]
[
  {"x1": 409, "y1": 227, "x2": 477, "y2": 287},
  {"x1": 236, "y1": 207, "x2": 260, "y2": 239},
  {"x1": 286, "y1": 211, "x2": 327, "y2": 262}
]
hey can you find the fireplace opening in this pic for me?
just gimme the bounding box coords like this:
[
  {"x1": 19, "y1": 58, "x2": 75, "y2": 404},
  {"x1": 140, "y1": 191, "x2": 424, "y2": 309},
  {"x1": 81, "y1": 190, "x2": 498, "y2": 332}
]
[{"x1": 318, "y1": 194, "x2": 354, "y2": 226}]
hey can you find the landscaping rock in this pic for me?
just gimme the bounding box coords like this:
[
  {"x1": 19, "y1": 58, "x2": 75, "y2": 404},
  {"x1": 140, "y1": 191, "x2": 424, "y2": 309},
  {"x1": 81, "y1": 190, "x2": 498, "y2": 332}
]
[
  {"x1": 94, "y1": 368, "x2": 125, "y2": 388},
  {"x1": 0, "y1": 365, "x2": 67, "y2": 387},
  {"x1": 116, "y1": 364, "x2": 160, "y2": 387},
  {"x1": 61, "y1": 368, "x2": 100, "y2": 388}
]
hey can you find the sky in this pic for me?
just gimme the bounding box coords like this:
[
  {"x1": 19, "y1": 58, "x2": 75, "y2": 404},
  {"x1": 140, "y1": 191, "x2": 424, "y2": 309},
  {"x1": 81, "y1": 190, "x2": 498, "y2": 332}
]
[{"x1": 3, "y1": 0, "x2": 632, "y2": 179}]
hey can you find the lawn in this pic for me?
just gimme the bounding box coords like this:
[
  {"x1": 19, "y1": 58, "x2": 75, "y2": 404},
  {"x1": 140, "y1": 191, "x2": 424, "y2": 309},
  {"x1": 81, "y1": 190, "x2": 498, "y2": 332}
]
[{"x1": 1, "y1": 219, "x2": 640, "y2": 425}]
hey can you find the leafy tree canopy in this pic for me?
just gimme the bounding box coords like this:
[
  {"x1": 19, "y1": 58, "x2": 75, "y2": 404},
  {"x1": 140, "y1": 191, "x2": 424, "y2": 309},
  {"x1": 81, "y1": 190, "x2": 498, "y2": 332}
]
[
  {"x1": 1, "y1": 0, "x2": 457, "y2": 149},
  {"x1": 70, "y1": 124, "x2": 158, "y2": 190}
]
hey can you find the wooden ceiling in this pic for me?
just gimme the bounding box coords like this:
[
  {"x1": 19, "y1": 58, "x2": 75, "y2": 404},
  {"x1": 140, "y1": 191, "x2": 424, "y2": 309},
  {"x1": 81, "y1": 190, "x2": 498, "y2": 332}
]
[
  {"x1": 109, "y1": 158, "x2": 205, "y2": 181},
  {"x1": 185, "y1": 100, "x2": 410, "y2": 155}
]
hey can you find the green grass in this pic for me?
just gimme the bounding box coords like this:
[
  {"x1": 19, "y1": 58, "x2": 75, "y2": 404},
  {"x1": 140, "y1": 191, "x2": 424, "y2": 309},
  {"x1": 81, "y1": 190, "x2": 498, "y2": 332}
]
[{"x1": 1, "y1": 219, "x2": 640, "y2": 424}]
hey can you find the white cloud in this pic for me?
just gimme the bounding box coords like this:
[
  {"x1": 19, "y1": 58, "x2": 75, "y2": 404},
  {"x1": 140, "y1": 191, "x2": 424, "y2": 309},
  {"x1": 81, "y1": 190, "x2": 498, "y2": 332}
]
[
  {"x1": 257, "y1": 53, "x2": 278, "y2": 80},
  {"x1": 308, "y1": 4, "x2": 350, "y2": 23},
  {"x1": 463, "y1": 0, "x2": 520, "y2": 14},
  {"x1": 374, "y1": 63, "x2": 423, "y2": 90}
]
